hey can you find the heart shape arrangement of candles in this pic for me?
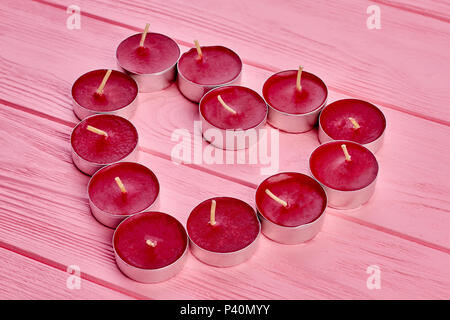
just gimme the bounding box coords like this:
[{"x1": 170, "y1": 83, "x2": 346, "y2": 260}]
[{"x1": 67, "y1": 23, "x2": 386, "y2": 283}]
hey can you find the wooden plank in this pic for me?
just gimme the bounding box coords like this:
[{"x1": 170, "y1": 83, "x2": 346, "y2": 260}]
[
  {"x1": 0, "y1": 103, "x2": 449, "y2": 299},
  {"x1": 34, "y1": 0, "x2": 450, "y2": 124},
  {"x1": 372, "y1": 0, "x2": 450, "y2": 23},
  {"x1": 0, "y1": 247, "x2": 133, "y2": 299},
  {"x1": 0, "y1": 0, "x2": 449, "y2": 248}
]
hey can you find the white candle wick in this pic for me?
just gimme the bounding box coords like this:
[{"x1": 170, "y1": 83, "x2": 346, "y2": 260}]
[
  {"x1": 296, "y1": 65, "x2": 304, "y2": 92},
  {"x1": 96, "y1": 69, "x2": 112, "y2": 95},
  {"x1": 146, "y1": 239, "x2": 157, "y2": 247},
  {"x1": 341, "y1": 144, "x2": 352, "y2": 162},
  {"x1": 217, "y1": 95, "x2": 237, "y2": 114},
  {"x1": 194, "y1": 40, "x2": 203, "y2": 60},
  {"x1": 349, "y1": 117, "x2": 361, "y2": 130},
  {"x1": 86, "y1": 125, "x2": 108, "y2": 138},
  {"x1": 139, "y1": 23, "x2": 150, "y2": 47},
  {"x1": 114, "y1": 177, "x2": 127, "y2": 194},
  {"x1": 210, "y1": 199, "x2": 217, "y2": 226},
  {"x1": 265, "y1": 189, "x2": 288, "y2": 207}
]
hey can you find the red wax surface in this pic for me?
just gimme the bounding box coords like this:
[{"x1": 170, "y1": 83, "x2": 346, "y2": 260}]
[
  {"x1": 71, "y1": 114, "x2": 138, "y2": 164},
  {"x1": 187, "y1": 197, "x2": 259, "y2": 253},
  {"x1": 72, "y1": 69, "x2": 138, "y2": 112},
  {"x1": 178, "y1": 46, "x2": 242, "y2": 85},
  {"x1": 263, "y1": 70, "x2": 327, "y2": 114},
  {"x1": 114, "y1": 212, "x2": 187, "y2": 269},
  {"x1": 88, "y1": 162, "x2": 159, "y2": 215},
  {"x1": 309, "y1": 141, "x2": 378, "y2": 191},
  {"x1": 116, "y1": 33, "x2": 180, "y2": 74},
  {"x1": 200, "y1": 86, "x2": 267, "y2": 130},
  {"x1": 320, "y1": 99, "x2": 386, "y2": 144},
  {"x1": 256, "y1": 173, "x2": 327, "y2": 227}
]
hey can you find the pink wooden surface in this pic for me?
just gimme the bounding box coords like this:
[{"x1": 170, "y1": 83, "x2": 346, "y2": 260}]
[
  {"x1": 0, "y1": 0, "x2": 449, "y2": 299},
  {"x1": 0, "y1": 247, "x2": 132, "y2": 299}
]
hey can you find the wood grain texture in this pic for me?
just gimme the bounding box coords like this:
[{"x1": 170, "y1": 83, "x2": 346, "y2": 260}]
[
  {"x1": 0, "y1": 247, "x2": 133, "y2": 299},
  {"x1": 0, "y1": 102, "x2": 449, "y2": 299},
  {"x1": 0, "y1": 0, "x2": 448, "y2": 300},
  {"x1": 0, "y1": 0, "x2": 449, "y2": 248},
  {"x1": 36, "y1": 0, "x2": 450, "y2": 124},
  {"x1": 372, "y1": 0, "x2": 450, "y2": 23}
]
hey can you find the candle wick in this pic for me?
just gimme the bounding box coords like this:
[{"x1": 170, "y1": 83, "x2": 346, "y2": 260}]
[
  {"x1": 296, "y1": 65, "x2": 304, "y2": 92},
  {"x1": 217, "y1": 95, "x2": 237, "y2": 114},
  {"x1": 194, "y1": 40, "x2": 203, "y2": 60},
  {"x1": 114, "y1": 177, "x2": 127, "y2": 195},
  {"x1": 341, "y1": 144, "x2": 352, "y2": 162},
  {"x1": 86, "y1": 125, "x2": 108, "y2": 138},
  {"x1": 96, "y1": 69, "x2": 112, "y2": 95},
  {"x1": 265, "y1": 189, "x2": 288, "y2": 207},
  {"x1": 146, "y1": 239, "x2": 157, "y2": 247},
  {"x1": 139, "y1": 23, "x2": 150, "y2": 48},
  {"x1": 349, "y1": 117, "x2": 361, "y2": 130},
  {"x1": 209, "y1": 199, "x2": 217, "y2": 226}
]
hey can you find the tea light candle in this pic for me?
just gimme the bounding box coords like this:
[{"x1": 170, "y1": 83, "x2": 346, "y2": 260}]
[
  {"x1": 177, "y1": 41, "x2": 243, "y2": 102},
  {"x1": 199, "y1": 85, "x2": 267, "y2": 150},
  {"x1": 88, "y1": 162, "x2": 160, "y2": 228},
  {"x1": 255, "y1": 172, "x2": 327, "y2": 244},
  {"x1": 71, "y1": 69, "x2": 138, "y2": 120},
  {"x1": 70, "y1": 114, "x2": 139, "y2": 175},
  {"x1": 309, "y1": 140, "x2": 379, "y2": 209},
  {"x1": 116, "y1": 23, "x2": 181, "y2": 92},
  {"x1": 113, "y1": 211, "x2": 188, "y2": 283},
  {"x1": 318, "y1": 99, "x2": 386, "y2": 153},
  {"x1": 187, "y1": 197, "x2": 260, "y2": 267},
  {"x1": 262, "y1": 67, "x2": 328, "y2": 132}
]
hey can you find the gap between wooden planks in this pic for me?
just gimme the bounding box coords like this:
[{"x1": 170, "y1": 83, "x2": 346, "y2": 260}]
[
  {"x1": 34, "y1": 0, "x2": 450, "y2": 125},
  {"x1": 0, "y1": 0, "x2": 449, "y2": 247},
  {"x1": 0, "y1": 105, "x2": 449, "y2": 299}
]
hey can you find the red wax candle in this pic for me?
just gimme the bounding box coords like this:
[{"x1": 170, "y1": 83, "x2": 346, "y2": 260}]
[
  {"x1": 309, "y1": 141, "x2": 378, "y2": 192},
  {"x1": 200, "y1": 86, "x2": 267, "y2": 130},
  {"x1": 256, "y1": 172, "x2": 327, "y2": 227},
  {"x1": 187, "y1": 197, "x2": 260, "y2": 258},
  {"x1": 113, "y1": 211, "x2": 188, "y2": 281},
  {"x1": 263, "y1": 70, "x2": 327, "y2": 114},
  {"x1": 262, "y1": 69, "x2": 328, "y2": 132},
  {"x1": 178, "y1": 46, "x2": 242, "y2": 85},
  {"x1": 71, "y1": 114, "x2": 138, "y2": 172},
  {"x1": 177, "y1": 45, "x2": 243, "y2": 102},
  {"x1": 88, "y1": 162, "x2": 159, "y2": 218},
  {"x1": 116, "y1": 32, "x2": 180, "y2": 75},
  {"x1": 319, "y1": 99, "x2": 386, "y2": 152},
  {"x1": 199, "y1": 85, "x2": 267, "y2": 150},
  {"x1": 72, "y1": 69, "x2": 138, "y2": 119}
]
